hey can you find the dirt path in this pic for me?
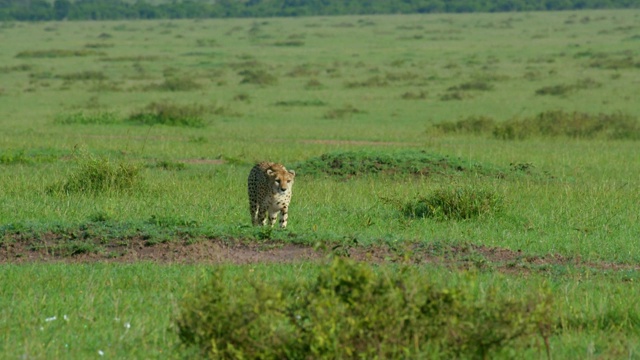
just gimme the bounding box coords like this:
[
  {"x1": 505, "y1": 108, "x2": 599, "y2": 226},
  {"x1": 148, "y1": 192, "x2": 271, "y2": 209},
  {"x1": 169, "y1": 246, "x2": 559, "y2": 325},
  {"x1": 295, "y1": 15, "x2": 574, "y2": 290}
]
[{"x1": 2, "y1": 237, "x2": 638, "y2": 275}]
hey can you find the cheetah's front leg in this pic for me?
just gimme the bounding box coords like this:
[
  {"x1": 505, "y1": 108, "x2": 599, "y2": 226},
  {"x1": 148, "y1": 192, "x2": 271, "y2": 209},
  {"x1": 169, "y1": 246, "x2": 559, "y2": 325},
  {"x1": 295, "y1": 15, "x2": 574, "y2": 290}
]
[
  {"x1": 268, "y1": 209, "x2": 279, "y2": 227},
  {"x1": 279, "y1": 207, "x2": 289, "y2": 228}
]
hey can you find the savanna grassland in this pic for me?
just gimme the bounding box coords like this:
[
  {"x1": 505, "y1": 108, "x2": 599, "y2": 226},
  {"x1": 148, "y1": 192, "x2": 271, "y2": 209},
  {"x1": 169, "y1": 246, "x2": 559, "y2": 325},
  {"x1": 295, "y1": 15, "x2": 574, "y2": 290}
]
[{"x1": 1, "y1": 10, "x2": 640, "y2": 359}]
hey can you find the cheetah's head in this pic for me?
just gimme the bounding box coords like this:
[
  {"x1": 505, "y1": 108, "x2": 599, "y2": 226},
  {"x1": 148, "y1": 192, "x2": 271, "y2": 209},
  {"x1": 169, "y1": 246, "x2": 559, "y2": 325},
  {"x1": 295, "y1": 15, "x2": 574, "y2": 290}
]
[{"x1": 266, "y1": 166, "x2": 295, "y2": 195}]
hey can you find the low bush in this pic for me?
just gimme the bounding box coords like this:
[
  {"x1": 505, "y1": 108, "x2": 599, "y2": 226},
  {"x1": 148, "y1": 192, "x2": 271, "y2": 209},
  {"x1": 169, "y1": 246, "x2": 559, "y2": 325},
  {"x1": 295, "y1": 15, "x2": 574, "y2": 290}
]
[
  {"x1": 322, "y1": 104, "x2": 364, "y2": 119},
  {"x1": 238, "y1": 69, "x2": 278, "y2": 86},
  {"x1": 304, "y1": 78, "x2": 323, "y2": 89},
  {"x1": 54, "y1": 111, "x2": 121, "y2": 125},
  {"x1": 144, "y1": 76, "x2": 203, "y2": 91},
  {"x1": 440, "y1": 90, "x2": 472, "y2": 101},
  {"x1": 126, "y1": 102, "x2": 209, "y2": 127},
  {"x1": 293, "y1": 150, "x2": 500, "y2": 178},
  {"x1": 176, "y1": 258, "x2": 553, "y2": 359},
  {"x1": 274, "y1": 99, "x2": 327, "y2": 107},
  {"x1": 49, "y1": 152, "x2": 142, "y2": 195},
  {"x1": 401, "y1": 90, "x2": 428, "y2": 100},
  {"x1": 345, "y1": 75, "x2": 388, "y2": 88},
  {"x1": 272, "y1": 40, "x2": 305, "y2": 46},
  {"x1": 535, "y1": 78, "x2": 601, "y2": 96},
  {"x1": 0, "y1": 151, "x2": 32, "y2": 165},
  {"x1": 448, "y1": 80, "x2": 494, "y2": 91},
  {"x1": 589, "y1": 56, "x2": 640, "y2": 70},
  {"x1": 0, "y1": 64, "x2": 33, "y2": 73},
  {"x1": 432, "y1": 110, "x2": 640, "y2": 140},
  {"x1": 493, "y1": 110, "x2": 640, "y2": 140},
  {"x1": 57, "y1": 71, "x2": 108, "y2": 81},
  {"x1": 535, "y1": 83, "x2": 574, "y2": 96},
  {"x1": 432, "y1": 115, "x2": 496, "y2": 134},
  {"x1": 402, "y1": 186, "x2": 503, "y2": 220},
  {"x1": 0, "y1": 150, "x2": 58, "y2": 165},
  {"x1": 15, "y1": 49, "x2": 105, "y2": 58},
  {"x1": 149, "y1": 160, "x2": 187, "y2": 171}
]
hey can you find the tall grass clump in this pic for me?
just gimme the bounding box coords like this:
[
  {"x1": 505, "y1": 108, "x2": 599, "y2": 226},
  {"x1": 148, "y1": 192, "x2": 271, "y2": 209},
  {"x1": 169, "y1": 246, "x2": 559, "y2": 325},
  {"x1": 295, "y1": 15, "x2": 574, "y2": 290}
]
[
  {"x1": 402, "y1": 185, "x2": 503, "y2": 220},
  {"x1": 126, "y1": 102, "x2": 209, "y2": 127},
  {"x1": 176, "y1": 258, "x2": 552, "y2": 359},
  {"x1": 50, "y1": 152, "x2": 143, "y2": 195}
]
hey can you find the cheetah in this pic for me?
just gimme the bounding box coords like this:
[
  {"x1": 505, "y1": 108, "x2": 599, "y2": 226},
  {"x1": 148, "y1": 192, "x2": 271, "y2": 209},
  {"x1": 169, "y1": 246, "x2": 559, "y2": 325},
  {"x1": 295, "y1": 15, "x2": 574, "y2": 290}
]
[{"x1": 248, "y1": 162, "x2": 296, "y2": 228}]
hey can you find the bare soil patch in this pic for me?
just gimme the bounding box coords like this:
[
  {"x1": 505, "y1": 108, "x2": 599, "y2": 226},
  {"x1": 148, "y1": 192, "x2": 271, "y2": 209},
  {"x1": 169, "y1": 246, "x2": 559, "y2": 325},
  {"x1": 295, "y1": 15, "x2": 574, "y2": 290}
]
[{"x1": 1, "y1": 237, "x2": 638, "y2": 274}]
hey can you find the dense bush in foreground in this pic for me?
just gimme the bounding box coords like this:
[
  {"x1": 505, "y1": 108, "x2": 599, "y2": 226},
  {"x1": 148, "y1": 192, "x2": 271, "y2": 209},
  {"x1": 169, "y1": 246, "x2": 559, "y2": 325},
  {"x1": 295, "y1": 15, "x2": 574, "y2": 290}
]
[{"x1": 177, "y1": 258, "x2": 553, "y2": 359}]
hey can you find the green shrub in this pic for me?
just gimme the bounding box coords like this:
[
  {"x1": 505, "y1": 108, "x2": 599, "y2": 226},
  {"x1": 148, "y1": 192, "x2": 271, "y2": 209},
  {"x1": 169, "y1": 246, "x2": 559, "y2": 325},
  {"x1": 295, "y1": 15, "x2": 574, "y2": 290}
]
[
  {"x1": 322, "y1": 104, "x2": 364, "y2": 119},
  {"x1": 144, "y1": 76, "x2": 203, "y2": 91},
  {"x1": 401, "y1": 90, "x2": 427, "y2": 100},
  {"x1": 440, "y1": 90, "x2": 472, "y2": 101},
  {"x1": 433, "y1": 111, "x2": 640, "y2": 140},
  {"x1": 274, "y1": 99, "x2": 327, "y2": 107},
  {"x1": 535, "y1": 78, "x2": 601, "y2": 96},
  {"x1": 0, "y1": 150, "x2": 58, "y2": 165},
  {"x1": 304, "y1": 78, "x2": 323, "y2": 89},
  {"x1": 50, "y1": 153, "x2": 142, "y2": 195},
  {"x1": 149, "y1": 160, "x2": 187, "y2": 171},
  {"x1": 403, "y1": 186, "x2": 503, "y2": 220},
  {"x1": 176, "y1": 258, "x2": 553, "y2": 359},
  {"x1": 0, "y1": 150, "x2": 33, "y2": 165},
  {"x1": 448, "y1": 80, "x2": 494, "y2": 91},
  {"x1": 535, "y1": 83, "x2": 575, "y2": 96},
  {"x1": 273, "y1": 40, "x2": 305, "y2": 46},
  {"x1": 293, "y1": 150, "x2": 501, "y2": 178},
  {"x1": 433, "y1": 115, "x2": 496, "y2": 134},
  {"x1": 494, "y1": 110, "x2": 640, "y2": 140},
  {"x1": 57, "y1": 71, "x2": 107, "y2": 81},
  {"x1": 589, "y1": 56, "x2": 640, "y2": 70},
  {"x1": 345, "y1": 75, "x2": 388, "y2": 88},
  {"x1": 15, "y1": 49, "x2": 105, "y2": 58},
  {"x1": 0, "y1": 64, "x2": 33, "y2": 73},
  {"x1": 54, "y1": 111, "x2": 121, "y2": 125},
  {"x1": 127, "y1": 102, "x2": 208, "y2": 127},
  {"x1": 238, "y1": 69, "x2": 278, "y2": 86}
]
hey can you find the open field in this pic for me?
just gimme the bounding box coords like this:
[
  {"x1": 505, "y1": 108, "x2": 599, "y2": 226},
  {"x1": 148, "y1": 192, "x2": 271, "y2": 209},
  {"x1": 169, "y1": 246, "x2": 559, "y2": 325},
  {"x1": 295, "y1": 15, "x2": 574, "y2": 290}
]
[{"x1": 1, "y1": 9, "x2": 640, "y2": 358}]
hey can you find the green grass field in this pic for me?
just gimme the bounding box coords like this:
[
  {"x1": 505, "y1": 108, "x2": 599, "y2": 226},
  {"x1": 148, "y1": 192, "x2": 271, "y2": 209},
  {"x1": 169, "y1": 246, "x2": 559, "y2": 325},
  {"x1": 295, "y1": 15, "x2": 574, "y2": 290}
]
[{"x1": 1, "y1": 9, "x2": 640, "y2": 358}]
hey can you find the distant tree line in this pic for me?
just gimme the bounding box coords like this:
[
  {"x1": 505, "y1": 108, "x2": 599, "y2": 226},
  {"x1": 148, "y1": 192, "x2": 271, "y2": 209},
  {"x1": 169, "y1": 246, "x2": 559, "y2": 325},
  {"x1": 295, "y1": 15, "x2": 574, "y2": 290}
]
[{"x1": 0, "y1": 0, "x2": 638, "y2": 21}]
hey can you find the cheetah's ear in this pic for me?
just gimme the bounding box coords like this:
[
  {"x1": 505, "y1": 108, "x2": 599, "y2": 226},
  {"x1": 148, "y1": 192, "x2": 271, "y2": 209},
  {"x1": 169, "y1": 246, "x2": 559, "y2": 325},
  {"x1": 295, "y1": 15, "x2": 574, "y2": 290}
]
[
  {"x1": 266, "y1": 169, "x2": 275, "y2": 177},
  {"x1": 288, "y1": 169, "x2": 295, "y2": 177}
]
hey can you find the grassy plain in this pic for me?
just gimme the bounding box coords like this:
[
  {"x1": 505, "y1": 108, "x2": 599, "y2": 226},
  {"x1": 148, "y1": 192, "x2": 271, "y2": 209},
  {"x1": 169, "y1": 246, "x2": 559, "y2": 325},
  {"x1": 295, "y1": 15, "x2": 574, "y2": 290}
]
[{"x1": 1, "y1": 9, "x2": 640, "y2": 358}]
